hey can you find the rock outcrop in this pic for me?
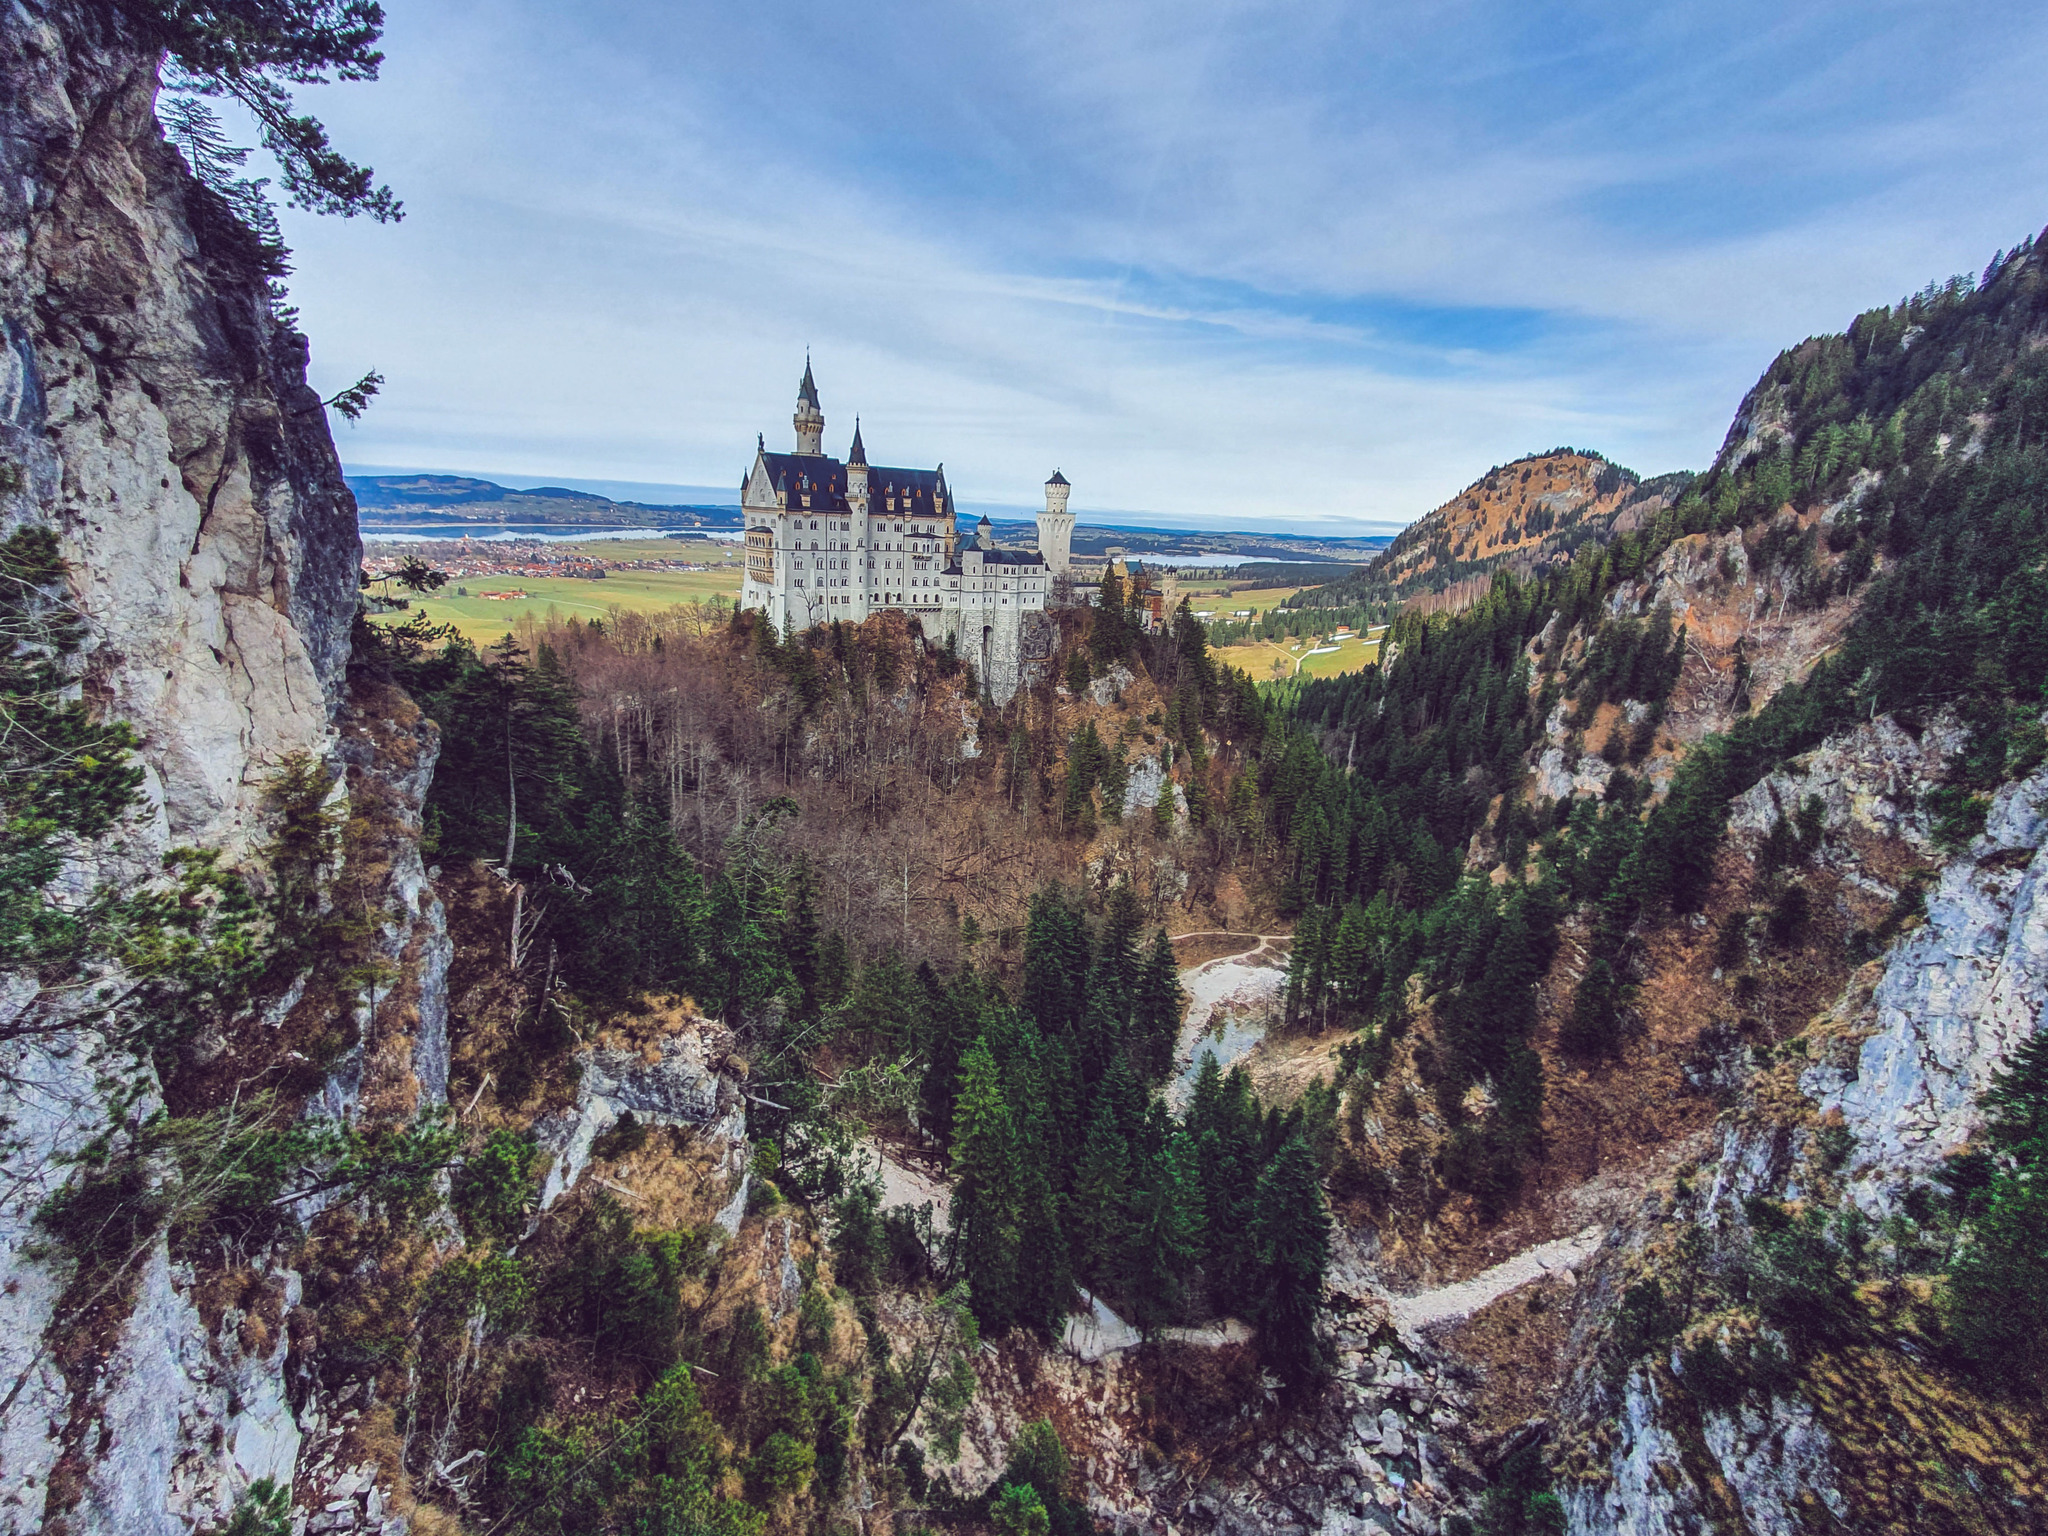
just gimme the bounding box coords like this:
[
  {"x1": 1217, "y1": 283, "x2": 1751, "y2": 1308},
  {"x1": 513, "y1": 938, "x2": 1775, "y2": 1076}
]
[{"x1": 0, "y1": 5, "x2": 432, "y2": 1532}]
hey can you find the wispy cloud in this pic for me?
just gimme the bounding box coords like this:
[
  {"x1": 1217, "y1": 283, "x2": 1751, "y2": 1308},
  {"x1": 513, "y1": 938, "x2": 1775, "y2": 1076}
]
[{"x1": 278, "y1": 0, "x2": 2048, "y2": 528}]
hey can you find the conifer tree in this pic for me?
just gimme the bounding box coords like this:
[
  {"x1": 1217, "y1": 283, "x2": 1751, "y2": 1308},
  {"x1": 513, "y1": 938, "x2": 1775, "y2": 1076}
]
[
  {"x1": 1090, "y1": 572, "x2": 1128, "y2": 667},
  {"x1": 1173, "y1": 597, "x2": 1214, "y2": 691},
  {"x1": 1021, "y1": 890, "x2": 1089, "y2": 1037},
  {"x1": 1124, "y1": 1131, "x2": 1205, "y2": 1332},
  {"x1": 951, "y1": 1037, "x2": 1023, "y2": 1329},
  {"x1": 1191, "y1": 1065, "x2": 1262, "y2": 1313},
  {"x1": 1069, "y1": 1096, "x2": 1134, "y2": 1288},
  {"x1": 1062, "y1": 722, "x2": 1105, "y2": 833},
  {"x1": 1130, "y1": 930, "x2": 1185, "y2": 1082},
  {"x1": 1093, "y1": 883, "x2": 1144, "y2": 1021},
  {"x1": 1012, "y1": 1154, "x2": 1074, "y2": 1335},
  {"x1": 1152, "y1": 780, "x2": 1176, "y2": 837},
  {"x1": 1251, "y1": 1133, "x2": 1332, "y2": 1394},
  {"x1": 786, "y1": 856, "x2": 824, "y2": 1019}
]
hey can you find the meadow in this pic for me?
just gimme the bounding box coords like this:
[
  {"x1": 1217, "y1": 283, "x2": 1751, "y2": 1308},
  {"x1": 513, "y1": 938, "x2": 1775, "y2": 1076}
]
[
  {"x1": 370, "y1": 539, "x2": 744, "y2": 642},
  {"x1": 1181, "y1": 580, "x2": 1385, "y2": 681}
]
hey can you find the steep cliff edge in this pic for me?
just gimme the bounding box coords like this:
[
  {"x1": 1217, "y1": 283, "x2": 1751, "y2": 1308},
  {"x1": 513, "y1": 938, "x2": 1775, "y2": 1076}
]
[
  {"x1": 0, "y1": 5, "x2": 428, "y2": 1531},
  {"x1": 1, "y1": 0, "x2": 359, "y2": 851}
]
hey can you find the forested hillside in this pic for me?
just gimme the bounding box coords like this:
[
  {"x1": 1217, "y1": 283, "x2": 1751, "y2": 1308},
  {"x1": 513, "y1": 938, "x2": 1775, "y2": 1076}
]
[
  {"x1": 7, "y1": 1, "x2": 2048, "y2": 1529},
  {"x1": 352, "y1": 228, "x2": 2048, "y2": 1526},
  {"x1": 1246, "y1": 452, "x2": 1697, "y2": 641}
]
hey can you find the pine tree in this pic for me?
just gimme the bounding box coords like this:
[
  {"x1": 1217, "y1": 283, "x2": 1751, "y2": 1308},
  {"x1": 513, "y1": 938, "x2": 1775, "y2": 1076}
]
[
  {"x1": 1251, "y1": 1134, "x2": 1332, "y2": 1395},
  {"x1": 786, "y1": 857, "x2": 824, "y2": 1019},
  {"x1": 1021, "y1": 889, "x2": 1089, "y2": 1037},
  {"x1": 1069, "y1": 1096, "x2": 1134, "y2": 1289},
  {"x1": 1173, "y1": 597, "x2": 1214, "y2": 691},
  {"x1": 1092, "y1": 884, "x2": 1144, "y2": 1024},
  {"x1": 1130, "y1": 930, "x2": 1185, "y2": 1082},
  {"x1": 951, "y1": 1037, "x2": 1023, "y2": 1330},
  {"x1": 1190, "y1": 1065, "x2": 1262, "y2": 1314},
  {"x1": 1062, "y1": 723, "x2": 1105, "y2": 833},
  {"x1": 1124, "y1": 1131, "x2": 1205, "y2": 1332},
  {"x1": 1090, "y1": 572, "x2": 1128, "y2": 667}
]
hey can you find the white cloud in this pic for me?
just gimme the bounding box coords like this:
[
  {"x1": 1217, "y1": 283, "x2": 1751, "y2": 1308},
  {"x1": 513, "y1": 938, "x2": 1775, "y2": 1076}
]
[{"x1": 275, "y1": 0, "x2": 2048, "y2": 528}]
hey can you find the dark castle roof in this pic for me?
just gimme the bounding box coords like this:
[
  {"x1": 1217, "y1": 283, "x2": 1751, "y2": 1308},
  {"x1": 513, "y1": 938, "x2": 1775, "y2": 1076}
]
[
  {"x1": 798, "y1": 358, "x2": 819, "y2": 408},
  {"x1": 757, "y1": 451, "x2": 952, "y2": 517},
  {"x1": 1046, "y1": 469, "x2": 1069, "y2": 486},
  {"x1": 944, "y1": 548, "x2": 1046, "y2": 573}
]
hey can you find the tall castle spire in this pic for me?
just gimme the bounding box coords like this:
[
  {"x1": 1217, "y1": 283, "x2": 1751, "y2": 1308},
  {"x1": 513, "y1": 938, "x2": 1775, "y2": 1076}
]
[
  {"x1": 793, "y1": 353, "x2": 824, "y2": 455},
  {"x1": 847, "y1": 418, "x2": 869, "y2": 511}
]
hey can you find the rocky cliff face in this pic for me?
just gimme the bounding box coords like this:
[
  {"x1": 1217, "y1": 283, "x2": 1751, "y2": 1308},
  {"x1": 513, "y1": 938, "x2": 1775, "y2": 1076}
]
[
  {"x1": 0, "y1": 5, "x2": 431, "y2": 1531},
  {"x1": 1, "y1": 1, "x2": 359, "y2": 854}
]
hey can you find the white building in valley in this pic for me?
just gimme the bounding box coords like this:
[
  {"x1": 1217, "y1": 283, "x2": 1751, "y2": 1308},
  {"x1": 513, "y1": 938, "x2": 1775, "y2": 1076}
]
[{"x1": 739, "y1": 362, "x2": 1071, "y2": 698}]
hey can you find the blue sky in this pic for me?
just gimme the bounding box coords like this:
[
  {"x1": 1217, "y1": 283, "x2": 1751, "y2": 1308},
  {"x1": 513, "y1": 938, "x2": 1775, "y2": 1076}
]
[{"x1": 264, "y1": 0, "x2": 2048, "y2": 531}]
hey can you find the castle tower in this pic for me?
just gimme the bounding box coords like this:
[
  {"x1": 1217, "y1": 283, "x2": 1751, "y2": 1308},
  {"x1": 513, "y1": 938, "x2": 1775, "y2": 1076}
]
[
  {"x1": 976, "y1": 513, "x2": 994, "y2": 551},
  {"x1": 1037, "y1": 469, "x2": 1074, "y2": 576},
  {"x1": 793, "y1": 356, "x2": 824, "y2": 455},
  {"x1": 846, "y1": 418, "x2": 868, "y2": 512}
]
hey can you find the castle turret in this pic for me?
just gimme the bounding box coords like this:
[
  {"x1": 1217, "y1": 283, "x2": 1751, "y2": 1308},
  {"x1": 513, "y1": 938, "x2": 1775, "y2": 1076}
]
[
  {"x1": 847, "y1": 418, "x2": 868, "y2": 511},
  {"x1": 1037, "y1": 469, "x2": 1074, "y2": 577},
  {"x1": 794, "y1": 356, "x2": 824, "y2": 455},
  {"x1": 976, "y1": 513, "x2": 993, "y2": 552}
]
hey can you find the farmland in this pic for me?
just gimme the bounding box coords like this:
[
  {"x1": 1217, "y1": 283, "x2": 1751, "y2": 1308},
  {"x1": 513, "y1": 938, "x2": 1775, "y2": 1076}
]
[{"x1": 367, "y1": 538, "x2": 744, "y2": 642}]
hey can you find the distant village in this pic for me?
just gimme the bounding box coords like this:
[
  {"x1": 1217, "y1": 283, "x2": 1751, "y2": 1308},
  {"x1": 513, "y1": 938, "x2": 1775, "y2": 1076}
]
[{"x1": 362, "y1": 537, "x2": 730, "y2": 599}]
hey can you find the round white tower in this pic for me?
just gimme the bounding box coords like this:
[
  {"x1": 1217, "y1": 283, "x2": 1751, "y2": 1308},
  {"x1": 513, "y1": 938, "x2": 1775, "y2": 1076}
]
[
  {"x1": 1037, "y1": 469, "x2": 1075, "y2": 577},
  {"x1": 793, "y1": 356, "x2": 824, "y2": 455}
]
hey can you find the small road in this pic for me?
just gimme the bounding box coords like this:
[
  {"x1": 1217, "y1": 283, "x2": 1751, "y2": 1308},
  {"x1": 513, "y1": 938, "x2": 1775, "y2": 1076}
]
[
  {"x1": 1385, "y1": 1226, "x2": 1606, "y2": 1331},
  {"x1": 1170, "y1": 931, "x2": 1292, "y2": 966}
]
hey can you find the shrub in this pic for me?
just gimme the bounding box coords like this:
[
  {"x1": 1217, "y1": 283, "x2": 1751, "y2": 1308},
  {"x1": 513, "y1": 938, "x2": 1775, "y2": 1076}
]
[
  {"x1": 1606, "y1": 1278, "x2": 1681, "y2": 1374},
  {"x1": 1943, "y1": 1029, "x2": 2048, "y2": 1397},
  {"x1": 210, "y1": 1478, "x2": 291, "y2": 1536},
  {"x1": 991, "y1": 1484, "x2": 1050, "y2": 1536},
  {"x1": 453, "y1": 1129, "x2": 541, "y2": 1247},
  {"x1": 749, "y1": 1431, "x2": 815, "y2": 1497},
  {"x1": 590, "y1": 1111, "x2": 650, "y2": 1162},
  {"x1": 1745, "y1": 1202, "x2": 1855, "y2": 1355}
]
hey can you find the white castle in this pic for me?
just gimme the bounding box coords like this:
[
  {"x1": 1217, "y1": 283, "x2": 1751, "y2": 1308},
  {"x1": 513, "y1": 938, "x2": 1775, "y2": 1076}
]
[{"x1": 739, "y1": 362, "x2": 1074, "y2": 699}]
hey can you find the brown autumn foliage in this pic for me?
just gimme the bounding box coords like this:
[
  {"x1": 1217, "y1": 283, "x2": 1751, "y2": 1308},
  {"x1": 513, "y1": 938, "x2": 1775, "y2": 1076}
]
[{"x1": 497, "y1": 600, "x2": 1281, "y2": 966}]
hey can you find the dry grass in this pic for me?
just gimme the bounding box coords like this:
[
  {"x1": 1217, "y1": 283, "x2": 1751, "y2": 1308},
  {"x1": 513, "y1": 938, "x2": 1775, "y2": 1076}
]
[{"x1": 1441, "y1": 1272, "x2": 1588, "y2": 1445}]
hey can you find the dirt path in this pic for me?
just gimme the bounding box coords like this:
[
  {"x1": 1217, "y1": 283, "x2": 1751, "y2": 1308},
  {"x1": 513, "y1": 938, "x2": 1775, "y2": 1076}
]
[
  {"x1": 1171, "y1": 931, "x2": 1292, "y2": 966},
  {"x1": 1384, "y1": 1225, "x2": 1605, "y2": 1331}
]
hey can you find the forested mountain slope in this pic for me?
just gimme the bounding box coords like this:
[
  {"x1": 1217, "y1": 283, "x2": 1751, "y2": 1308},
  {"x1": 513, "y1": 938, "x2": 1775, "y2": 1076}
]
[
  {"x1": 1278, "y1": 452, "x2": 1695, "y2": 627},
  {"x1": 1268, "y1": 234, "x2": 2048, "y2": 1532},
  {"x1": 5, "y1": 2, "x2": 2048, "y2": 1533}
]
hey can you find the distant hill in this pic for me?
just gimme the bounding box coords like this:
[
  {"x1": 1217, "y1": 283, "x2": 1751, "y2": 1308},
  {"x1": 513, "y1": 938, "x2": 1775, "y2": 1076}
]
[
  {"x1": 347, "y1": 474, "x2": 740, "y2": 528},
  {"x1": 980, "y1": 518, "x2": 1388, "y2": 565},
  {"x1": 1286, "y1": 450, "x2": 1695, "y2": 616},
  {"x1": 350, "y1": 474, "x2": 1396, "y2": 559}
]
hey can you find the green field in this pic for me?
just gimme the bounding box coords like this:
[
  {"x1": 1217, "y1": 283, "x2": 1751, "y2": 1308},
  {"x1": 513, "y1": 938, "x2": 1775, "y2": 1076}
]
[
  {"x1": 1214, "y1": 623, "x2": 1386, "y2": 682},
  {"x1": 369, "y1": 539, "x2": 744, "y2": 642},
  {"x1": 1179, "y1": 582, "x2": 1304, "y2": 622}
]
